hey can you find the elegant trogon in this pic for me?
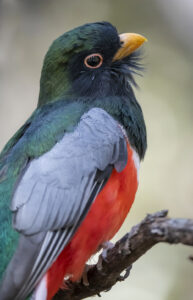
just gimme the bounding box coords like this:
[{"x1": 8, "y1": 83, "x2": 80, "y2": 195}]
[{"x1": 0, "y1": 21, "x2": 147, "y2": 300}]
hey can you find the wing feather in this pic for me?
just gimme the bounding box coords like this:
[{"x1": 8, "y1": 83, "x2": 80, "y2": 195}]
[{"x1": 1, "y1": 108, "x2": 128, "y2": 300}]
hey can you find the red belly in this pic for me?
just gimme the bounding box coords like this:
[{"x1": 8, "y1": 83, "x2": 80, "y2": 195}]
[{"x1": 46, "y1": 144, "x2": 138, "y2": 299}]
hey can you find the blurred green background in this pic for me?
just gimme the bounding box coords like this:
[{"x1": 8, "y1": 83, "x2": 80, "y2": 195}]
[{"x1": 0, "y1": 0, "x2": 193, "y2": 299}]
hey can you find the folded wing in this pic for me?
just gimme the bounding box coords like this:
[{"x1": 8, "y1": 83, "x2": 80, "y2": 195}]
[{"x1": 1, "y1": 108, "x2": 128, "y2": 300}]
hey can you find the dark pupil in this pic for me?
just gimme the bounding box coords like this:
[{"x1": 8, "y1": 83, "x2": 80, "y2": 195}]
[{"x1": 87, "y1": 55, "x2": 100, "y2": 67}]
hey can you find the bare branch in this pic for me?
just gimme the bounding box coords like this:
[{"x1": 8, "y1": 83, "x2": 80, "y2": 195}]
[{"x1": 53, "y1": 210, "x2": 193, "y2": 300}]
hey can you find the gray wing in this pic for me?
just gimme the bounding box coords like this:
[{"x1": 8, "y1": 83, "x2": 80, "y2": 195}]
[{"x1": 0, "y1": 108, "x2": 128, "y2": 300}]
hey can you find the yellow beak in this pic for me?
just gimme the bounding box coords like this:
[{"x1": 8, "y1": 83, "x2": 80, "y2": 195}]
[{"x1": 113, "y1": 33, "x2": 147, "y2": 61}]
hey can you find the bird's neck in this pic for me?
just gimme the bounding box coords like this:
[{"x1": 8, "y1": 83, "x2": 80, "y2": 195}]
[
  {"x1": 77, "y1": 94, "x2": 147, "y2": 160},
  {"x1": 38, "y1": 87, "x2": 147, "y2": 160}
]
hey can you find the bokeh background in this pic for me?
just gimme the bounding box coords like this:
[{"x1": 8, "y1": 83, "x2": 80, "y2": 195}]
[{"x1": 0, "y1": 0, "x2": 193, "y2": 299}]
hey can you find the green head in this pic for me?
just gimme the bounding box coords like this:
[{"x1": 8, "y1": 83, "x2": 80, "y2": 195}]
[{"x1": 38, "y1": 21, "x2": 146, "y2": 106}]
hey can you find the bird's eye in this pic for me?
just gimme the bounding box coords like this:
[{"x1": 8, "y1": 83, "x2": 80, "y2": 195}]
[{"x1": 84, "y1": 53, "x2": 103, "y2": 69}]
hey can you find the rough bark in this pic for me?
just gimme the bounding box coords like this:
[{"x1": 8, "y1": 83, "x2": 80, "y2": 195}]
[{"x1": 53, "y1": 210, "x2": 193, "y2": 300}]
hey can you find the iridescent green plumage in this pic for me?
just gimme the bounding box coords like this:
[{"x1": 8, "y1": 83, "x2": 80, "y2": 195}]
[
  {"x1": 0, "y1": 101, "x2": 86, "y2": 279},
  {"x1": 0, "y1": 22, "x2": 146, "y2": 299}
]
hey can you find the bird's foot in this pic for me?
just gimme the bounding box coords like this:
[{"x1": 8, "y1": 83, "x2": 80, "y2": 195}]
[
  {"x1": 78, "y1": 264, "x2": 94, "y2": 286},
  {"x1": 101, "y1": 241, "x2": 114, "y2": 260},
  {"x1": 61, "y1": 274, "x2": 74, "y2": 290},
  {"x1": 97, "y1": 241, "x2": 114, "y2": 271}
]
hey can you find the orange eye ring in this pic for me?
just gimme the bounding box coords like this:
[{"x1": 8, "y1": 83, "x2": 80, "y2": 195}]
[{"x1": 84, "y1": 53, "x2": 103, "y2": 69}]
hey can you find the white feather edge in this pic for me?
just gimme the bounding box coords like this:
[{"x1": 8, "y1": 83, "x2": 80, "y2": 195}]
[
  {"x1": 32, "y1": 274, "x2": 47, "y2": 300},
  {"x1": 132, "y1": 149, "x2": 140, "y2": 182}
]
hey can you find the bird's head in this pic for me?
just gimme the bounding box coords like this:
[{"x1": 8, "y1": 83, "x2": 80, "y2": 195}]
[{"x1": 38, "y1": 22, "x2": 147, "y2": 106}]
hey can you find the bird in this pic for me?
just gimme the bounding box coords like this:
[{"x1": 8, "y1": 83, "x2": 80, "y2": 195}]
[{"x1": 0, "y1": 21, "x2": 147, "y2": 300}]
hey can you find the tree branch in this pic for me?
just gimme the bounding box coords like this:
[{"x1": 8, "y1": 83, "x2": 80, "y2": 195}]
[{"x1": 53, "y1": 210, "x2": 193, "y2": 300}]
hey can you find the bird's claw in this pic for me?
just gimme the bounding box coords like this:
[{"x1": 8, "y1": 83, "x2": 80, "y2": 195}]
[
  {"x1": 64, "y1": 279, "x2": 74, "y2": 289},
  {"x1": 79, "y1": 264, "x2": 93, "y2": 286},
  {"x1": 101, "y1": 241, "x2": 114, "y2": 261},
  {"x1": 97, "y1": 241, "x2": 115, "y2": 271}
]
